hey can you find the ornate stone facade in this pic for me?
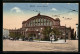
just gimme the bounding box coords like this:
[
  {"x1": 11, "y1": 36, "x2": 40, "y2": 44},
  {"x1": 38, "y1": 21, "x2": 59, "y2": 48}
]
[{"x1": 9, "y1": 13, "x2": 74, "y2": 39}]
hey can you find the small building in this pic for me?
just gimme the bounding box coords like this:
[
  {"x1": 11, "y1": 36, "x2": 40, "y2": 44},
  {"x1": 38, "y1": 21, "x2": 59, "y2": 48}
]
[
  {"x1": 3, "y1": 28, "x2": 9, "y2": 38},
  {"x1": 76, "y1": 24, "x2": 78, "y2": 39}
]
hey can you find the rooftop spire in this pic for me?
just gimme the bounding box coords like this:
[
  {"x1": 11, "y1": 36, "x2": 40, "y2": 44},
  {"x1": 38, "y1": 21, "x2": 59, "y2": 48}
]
[{"x1": 37, "y1": 13, "x2": 40, "y2": 16}]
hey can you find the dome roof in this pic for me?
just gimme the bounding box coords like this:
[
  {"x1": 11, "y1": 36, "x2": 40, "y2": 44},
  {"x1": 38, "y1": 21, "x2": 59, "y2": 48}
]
[{"x1": 22, "y1": 13, "x2": 56, "y2": 24}]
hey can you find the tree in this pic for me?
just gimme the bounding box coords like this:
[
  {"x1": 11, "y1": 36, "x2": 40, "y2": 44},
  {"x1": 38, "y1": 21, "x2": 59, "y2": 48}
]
[
  {"x1": 20, "y1": 35, "x2": 25, "y2": 39},
  {"x1": 9, "y1": 32, "x2": 16, "y2": 39},
  {"x1": 9, "y1": 32, "x2": 25, "y2": 40},
  {"x1": 28, "y1": 33, "x2": 34, "y2": 37},
  {"x1": 51, "y1": 28, "x2": 62, "y2": 41},
  {"x1": 52, "y1": 28, "x2": 62, "y2": 36},
  {"x1": 41, "y1": 26, "x2": 52, "y2": 41},
  {"x1": 41, "y1": 27, "x2": 61, "y2": 41},
  {"x1": 16, "y1": 33, "x2": 22, "y2": 39}
]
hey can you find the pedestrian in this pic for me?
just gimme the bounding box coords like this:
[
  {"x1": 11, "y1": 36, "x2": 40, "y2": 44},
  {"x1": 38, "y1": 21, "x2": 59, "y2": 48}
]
[
  {"x1": 52, "y1": 34, "x2": 55, "y2": 41},
  {"x1": 50, "y1": 35, "x2": 52, "y2": 43}
]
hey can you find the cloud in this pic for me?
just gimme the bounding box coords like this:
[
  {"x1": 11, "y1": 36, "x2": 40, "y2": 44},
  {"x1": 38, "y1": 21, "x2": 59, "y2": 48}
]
[
  {"x1": 67, "y1": 3, "x2": 78, "y2": 5},
  {"x1": 67, "y1": 3, "x2": 70, "y2": 4},
  {"x1": 75, "y1": 3, "x2": 78, "y2": 4},
  {"x1": 41, "y1": 3, "x2": 46, "y2": 4},
  {"x1": 51, "y1": 8, "x2": 57, "y2": 11},
  {"x1": 11, "y1": 7, "x2": 22, "y2": 13},
  {"x1": 46, "y1": 3, "x2": 49, "y2": 5},
  {"x1": 41, "y1": 3, "x2": 49, "y2": 5}
]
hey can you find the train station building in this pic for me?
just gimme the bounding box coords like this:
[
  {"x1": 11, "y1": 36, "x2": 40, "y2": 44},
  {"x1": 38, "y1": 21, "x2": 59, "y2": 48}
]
[{"x1": 9, "y1": 13, "x2": 74, "y2": 40}]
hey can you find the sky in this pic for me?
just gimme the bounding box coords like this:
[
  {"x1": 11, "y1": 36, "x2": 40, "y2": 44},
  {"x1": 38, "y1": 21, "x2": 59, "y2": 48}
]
[{"x1": 3, "y1": 3, "x2": 79, "y2": 32}]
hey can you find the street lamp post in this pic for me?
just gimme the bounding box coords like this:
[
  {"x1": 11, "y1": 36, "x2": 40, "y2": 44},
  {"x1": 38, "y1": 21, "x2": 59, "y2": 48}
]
[
  {"x1": 65, "y1": 24, "x2": 66, "y2": 42},
  {"x1": 38, "y1": 32, "x2": 40, "y2": 41},
  {"x1": 25, "y1": 28, "x2": 28, "y2": 40},
  {"x1": 36, "y1": 29, "x2": 38, "y2": 39},
  {"x1": 51, "y1": 27, "x2": 53, "y2": 43},
  {"x1": 40, "y1": 28, "x2": 43, "y2": 41}
]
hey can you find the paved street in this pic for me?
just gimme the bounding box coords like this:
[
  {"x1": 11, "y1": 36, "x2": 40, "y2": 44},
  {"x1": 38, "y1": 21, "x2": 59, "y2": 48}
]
[{"x1": 3, "y1": 39, "x2": 78, "y2": 52}]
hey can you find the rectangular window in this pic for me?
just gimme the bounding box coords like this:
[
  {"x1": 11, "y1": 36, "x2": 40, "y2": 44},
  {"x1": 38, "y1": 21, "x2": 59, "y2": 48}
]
[
  {"x1": 32, "y1": 20, "x2": 34, "y2": 26},
  {"x1": 29, "y1": 22, "x2": 30, "y2": 26},
  {"x1": 36, "y1": 19, "x2": 38, "y2": 26},
  {"x1": 31, "y1": 21, "x2": 32, "y2": 26},
  {"x1": 50, "y1": 21, "x2": 52, "y2": 26},
  {"x1": 41, "y1": 18, "x2": 43, "y2": 26},
  {"x1": 44, "y1": 19, "x2": 46, "y2": 26},
  {"x1": 47, "y1": 20, "x2": 50, "y2": 26},
  {"x1": 33, "y1": 19, "x2": 35, "y2": 26},
  {"x1": 35, "y1": 19, "x2": 37, "y2": 26},
  {"x1": 38, "y1": 19, "x2": 40, "y2": 26}
]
